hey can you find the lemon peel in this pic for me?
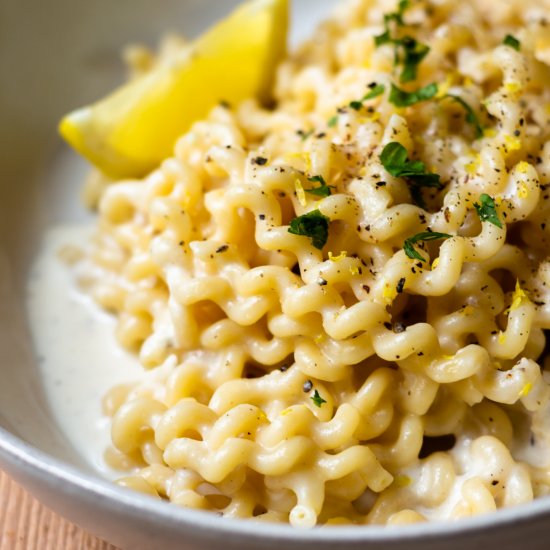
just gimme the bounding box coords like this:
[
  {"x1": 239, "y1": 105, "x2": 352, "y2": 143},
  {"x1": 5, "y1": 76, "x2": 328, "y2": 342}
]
[{"x1": 59, "y1": 0, "x2": 289, "y2": 177}]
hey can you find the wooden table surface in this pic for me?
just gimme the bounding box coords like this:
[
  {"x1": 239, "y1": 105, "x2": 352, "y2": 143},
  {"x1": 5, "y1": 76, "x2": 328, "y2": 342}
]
[{"x1": 0, "y1": 470, "x2": 118, "y2": 550}]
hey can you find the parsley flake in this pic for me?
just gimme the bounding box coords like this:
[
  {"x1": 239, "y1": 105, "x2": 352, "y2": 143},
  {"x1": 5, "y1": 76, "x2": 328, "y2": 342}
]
[
  {"x1": 297, "y1": 129, "x2": 314, "y2": 141},
  {"x1": 380, "y1": 142, "x2": 442, "y2": 207},
  {"x1": 503, "y1": 34, "x2": 521, "y2": 51},
  {"x1": 399, "y1": 37, "x2": 430, "y2": 83},
  {"x1": 288, "y1": 210, "x2": 330, "y2": 250},
  {"x1": 389, "y1": 83, "x2": 439, "y2": 107},
  {"x1": 403, "y1": 232, "x2": 452, "y2": 262},
  {"x1": 311, "y1": 390, "x2": 327, "y2": 408},
  {"x1": 327, "y1": 115, "x2": 338, "y2": 128},
  {"x1": 474, "y1": 194, "x2": 503, "y2": 228},
  {"x1": 349, "y1": 84, "x2": 386, "y2": 110},
  {"x1": 305, "y1": 175, "x2": 335, "y2": 197},
  {"x1": 374, "y1": 1, "x2": 409, "y2": 44},
  {"x1": 380, "y1": 142, "x2": 441, "y2": 183},
  {"x1": 445, "y1": 95, "x2": 483, "y2": 139}
]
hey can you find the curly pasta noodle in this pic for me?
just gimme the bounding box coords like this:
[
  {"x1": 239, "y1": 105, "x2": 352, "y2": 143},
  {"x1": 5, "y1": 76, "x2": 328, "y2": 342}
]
[{"x1": 74, "y1": 0, "x2": 550, "y2": 527}]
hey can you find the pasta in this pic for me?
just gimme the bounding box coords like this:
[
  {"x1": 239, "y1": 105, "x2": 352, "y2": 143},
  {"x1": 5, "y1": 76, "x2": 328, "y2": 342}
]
[{"x1": 72, "y1": 0, "x2": 550, "y2": 527}]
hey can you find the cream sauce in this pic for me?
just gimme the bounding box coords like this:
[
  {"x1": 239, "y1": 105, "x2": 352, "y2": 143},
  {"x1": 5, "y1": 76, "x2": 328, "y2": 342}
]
[{"x1": 26, "y1": 225, "x2": 141, "y2": 478}]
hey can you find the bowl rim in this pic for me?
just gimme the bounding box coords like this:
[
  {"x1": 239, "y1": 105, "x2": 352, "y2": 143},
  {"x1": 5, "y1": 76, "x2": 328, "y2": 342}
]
[{"x1": 1, "y1": 424, "x2": 550, "y2": 543}]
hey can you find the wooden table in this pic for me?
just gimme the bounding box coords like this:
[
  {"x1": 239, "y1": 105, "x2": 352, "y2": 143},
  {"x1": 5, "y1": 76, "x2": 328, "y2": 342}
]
[{"x1": 0, "y1": 470, "x2": 118, "y2": 550}]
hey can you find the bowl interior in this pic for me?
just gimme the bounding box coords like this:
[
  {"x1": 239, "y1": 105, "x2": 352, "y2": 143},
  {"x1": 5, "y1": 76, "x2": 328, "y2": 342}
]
[{"x1": 0, "y1": 0, "x2": 335, "y2": 471}]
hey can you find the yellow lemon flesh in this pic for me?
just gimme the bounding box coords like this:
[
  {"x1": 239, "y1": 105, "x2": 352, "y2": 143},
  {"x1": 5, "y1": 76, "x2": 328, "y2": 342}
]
[{"x1": 59, "y1": 0, "x2": 289, "y2": 178}]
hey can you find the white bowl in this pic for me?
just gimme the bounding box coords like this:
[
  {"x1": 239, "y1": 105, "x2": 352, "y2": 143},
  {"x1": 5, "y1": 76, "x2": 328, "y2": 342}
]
[{"x1": 1, "y1": 1, "x2": 550, "y2": 548}]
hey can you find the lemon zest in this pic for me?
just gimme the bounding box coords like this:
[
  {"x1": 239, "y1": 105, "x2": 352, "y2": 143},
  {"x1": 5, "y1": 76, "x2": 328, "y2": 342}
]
[
  {"x1": 508, "y1": 280, "x2": 529, "y2": 312},
  {"x1": 498, "y1": 331, "x2": 507, "y2": 344},
  {"x1": 519, "y1": 383, "x2": 533, "y2": 398},
  {"x1": 294, "y1": 179, "x2": 307, "y2": 207},
  {"x1": 504, "y1": 134, "x2": 521, "y2": 151},
  {"x1": 329, "y1": 251, "x2": 347, "y2": 262},
  {"x1": 483, "y1": 128, "x2": 497, "y2": 138},
  {"x1": 504, "y1": 81, "x2": 522, "y2": 94},
  {"x1": 314, "y1": 333, "x2": 325, "y2": 344},
  {"x1": 431, "y1": 257, "x2": 440, "y2": 270},
  {"x1": 349, "y1": 265, "x2": 360, "y2": 276},
  {"x1": 383, "y1": 281, "x2": 397, "y2": 302},
  {"x1": 461, "y1": 305, "x2": 475, "y2": 316},
  {"x1": 465, "y1": 161, "x2": 478, "y2": 175},
  {"x1": 517, "y1": 161, "x2": 530, "y2": 174}
]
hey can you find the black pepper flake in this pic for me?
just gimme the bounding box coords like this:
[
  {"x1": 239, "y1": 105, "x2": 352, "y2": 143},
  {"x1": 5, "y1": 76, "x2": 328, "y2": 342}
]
[
  {"x1": 363, "y1": 284, "x2": 371, "y2": 293},
  {"x1": 393, "y1": 322, "x2": 406, "y2": 333},
  {"x1": 318, "y1": 278, "x2": 328, "y2": 286},
  {"x1": 396, "y1": 277, "x2": 406, "y2": 294},
  {"x1": 216, "y1": 245, "x2": 229, "y2": 253},
  {"x1": 280, "y1": 364, "x2": 289, "y2": 372},
  {"x1": 303, "y1": 380, "x2": 313, "y2": 392},
  {"x1": 375, "y1": 181, "x2": 387, "y2": 188},
  {"x1": 259, "y1": 214, "x2": 266, "y2": 220},
  {"x1": 384, "y1": 322, "x2": 393, "y2": 330},
  {"x1": 492, "y1": 480, "x2": 499, "y2": 486},
  {"x1": 252, "y1": 156, "x2": 268, "y2": 166}
]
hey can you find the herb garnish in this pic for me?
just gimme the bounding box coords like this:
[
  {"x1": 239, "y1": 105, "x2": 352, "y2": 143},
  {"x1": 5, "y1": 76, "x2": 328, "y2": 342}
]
[
  {"x1": 305, "y1": 175, "x2": 335, "y2": 197},
  {"x1": 350, "y1": 84, "x2": 385, "y2": 110},
  {"x1": 328, "y1": 115, "x2": 338, "y2": 128},
  {"x1": 474, "y1": 194, "x2": 502, "y2": 228},
  {"x1": 380, "y1": 142, "x2": 441, "y2": 184},
  {"x1": 445, "y1": 95, "x2": 483, "y2": 139},
  {"x1": 403, "y1": 232, "x2": 452, "y2": 262},
  {"x1": 380, "y1": 142, "x2": 442, "y2": 207},
  {"x1": 374, "y1": 0, "x2": 410, "y2": 45},
  {"x1": 288, "y1": 210, "x2": 330, "y2": 250},
  {"x1": 297, "y1": 129, "x2": 314, "y2": 141},
  {"x1": 389, "y1": 83, "x2": 438, "y2": 107},
  {"x1": 503, "y1": 34, "x2": 521, "y2": 51},
  {"x1": 311, "y1": 390, "x2": 327, "y2": 407},
  {"x1": 373, "y1": 2, "x2": 430, "y2": 83},
  {"x1": 399, "y1": 37, "x2": 430, "y2": 83}
]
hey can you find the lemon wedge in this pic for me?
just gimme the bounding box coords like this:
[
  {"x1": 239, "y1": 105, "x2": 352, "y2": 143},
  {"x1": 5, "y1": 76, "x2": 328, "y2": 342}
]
[{"x1": 59, "y1": 0, "x2": 289, "y2": 178}]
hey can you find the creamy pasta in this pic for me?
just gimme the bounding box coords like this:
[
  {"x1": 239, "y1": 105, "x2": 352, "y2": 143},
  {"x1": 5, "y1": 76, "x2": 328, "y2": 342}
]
[{"x1": 71, "y1": 0, "x2": 550, "y2": 527}]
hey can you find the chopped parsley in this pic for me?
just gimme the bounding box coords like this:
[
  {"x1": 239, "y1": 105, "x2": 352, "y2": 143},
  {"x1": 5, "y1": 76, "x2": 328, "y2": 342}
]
[
  {"x1": 349, "y1": 84, "x2": 385, "y2": 110},
  {"x1": 373, "y1": 3, "x2": 430, "y2": 83},
  {"x1": 474, "y1": 194, "x2": 503, "y2": 228},
  {"x1": 399, "y1": 37, "x2": 430, "y2": 83},
  {"x1": 297, "y1": 129, "x2": 314, "y2": 141},
  {"x1": 503, "y1": 34, "x2": 521, "y2": 51},
  {"x1": 380, "y1": 142, "x2": 441, "y2": 184},
  {"x1": 288, "y1": 210, "x2": 330, "y2": 250},
  {"x1": 389, "y1": 83, "x2": 438, "y2": 107},
  {"x1": 375, "y1": 0, "x2": 410, "y2": 45},
  {"x1": 327, "y1": 115, "x2": 339, "y2": 128},
  {"x1": 380, "y1": 142, "x2": 442, "y2": 207},
  {"x1": 403, "y1": 232, "x2": 452, "y2": 262},
  {"x1": 305, "y1": 175, "x2": 335, "y2": 197},
  {"x1": 311, "y1": 389, "x2": 327, "y2": 407},
  {"x1": 445, "y1": 95, "x2": 483, "y2": 139}
]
